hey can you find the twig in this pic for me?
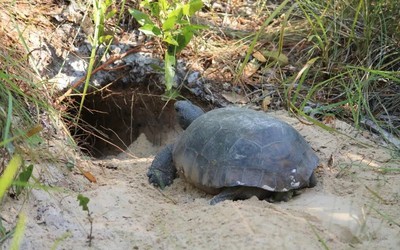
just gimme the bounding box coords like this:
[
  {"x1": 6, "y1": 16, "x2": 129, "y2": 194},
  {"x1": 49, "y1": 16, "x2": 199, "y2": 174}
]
[
  {"x1": 360, "y1": 118, "x2": 400, "y2": 150},
  {"x1": 155, "y1": 187, "x2": 177, "y2": 205},
  {"x1": 87, "y1": 212, "x2": 93, "y2": 247}
]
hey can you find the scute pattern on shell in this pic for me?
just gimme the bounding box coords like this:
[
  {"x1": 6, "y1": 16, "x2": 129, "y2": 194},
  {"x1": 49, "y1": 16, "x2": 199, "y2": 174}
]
[{"x1": 172, "y1": 107, "x2": 319, "y2": 193}]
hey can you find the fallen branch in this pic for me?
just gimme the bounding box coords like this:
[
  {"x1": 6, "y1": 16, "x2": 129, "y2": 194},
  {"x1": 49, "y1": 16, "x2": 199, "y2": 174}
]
[{"x1": 361, "y1": 118, "x2": 400, "y2": 150}]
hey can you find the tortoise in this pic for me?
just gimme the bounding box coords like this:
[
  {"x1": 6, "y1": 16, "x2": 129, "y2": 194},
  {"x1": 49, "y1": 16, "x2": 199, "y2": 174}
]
[{"x1": 147, "y1": 100, "x2": 319, "y2": 205}]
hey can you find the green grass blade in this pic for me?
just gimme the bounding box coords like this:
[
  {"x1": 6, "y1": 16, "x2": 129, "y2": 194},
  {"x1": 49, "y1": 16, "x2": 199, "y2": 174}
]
[
  {"x1": 4, "y1": 89, "x2": 14, "y2": 153},
  {"x1": 0, "y1": 154, "x2": 22, "y2": 200},
  {"x1": 10, "y1": 213, "x2": 26, "y2": 250}
]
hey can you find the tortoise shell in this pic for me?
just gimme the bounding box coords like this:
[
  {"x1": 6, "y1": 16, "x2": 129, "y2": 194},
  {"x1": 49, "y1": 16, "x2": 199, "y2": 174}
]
[{"x1": 172, "y1": 107, "x2": 319, "y2": 193}]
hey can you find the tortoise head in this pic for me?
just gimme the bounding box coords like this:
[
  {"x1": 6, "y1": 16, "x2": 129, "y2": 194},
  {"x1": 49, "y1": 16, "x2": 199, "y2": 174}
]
[{"x1": 174, "y1": 100, "x2": 205, "y2": 130}]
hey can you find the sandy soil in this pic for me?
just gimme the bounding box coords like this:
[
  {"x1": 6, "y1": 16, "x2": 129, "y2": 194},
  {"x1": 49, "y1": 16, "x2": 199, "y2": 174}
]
[{"x1": 1, "y1": 111, "x2": 399, "y2": 250}]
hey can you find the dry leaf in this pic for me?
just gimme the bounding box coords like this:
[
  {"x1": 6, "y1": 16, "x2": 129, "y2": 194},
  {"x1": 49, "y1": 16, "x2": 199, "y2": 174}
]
[
  {"x1": 221, "y1": 92, "x2": 249, "y2": 104},
  {"x1": 252, "y1": 51, "x2": 267, "y2": 62},
  {"x1": 261, "y1": 50, "x2": 289, "y2": 66},
  {"x1": 26, "y1": 125, "x2": 43, "y2": 137},
  {"x1": 261, "y1": 96, "x2": 271, "y2": 111},
  {"x1": 242, "y1": 60, "x2": 260, "y2": 79},
  {"x1": 83, "y1": 171, "x2": 97, "y2": 183},
  {"x1": 323, "y1": 115, "x2": 336, "y2": 124}
]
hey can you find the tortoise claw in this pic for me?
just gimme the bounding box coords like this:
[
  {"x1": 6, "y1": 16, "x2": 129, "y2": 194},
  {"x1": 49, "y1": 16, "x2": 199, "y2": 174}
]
[{"x1": 147, "y1": 168, "x2": 175, "y2": 189}]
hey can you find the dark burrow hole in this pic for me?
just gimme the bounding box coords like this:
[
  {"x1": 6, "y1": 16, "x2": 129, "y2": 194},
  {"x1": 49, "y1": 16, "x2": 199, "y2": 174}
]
[{"x1": 67, "y1": 84, "x2": 205, "y2": 158}]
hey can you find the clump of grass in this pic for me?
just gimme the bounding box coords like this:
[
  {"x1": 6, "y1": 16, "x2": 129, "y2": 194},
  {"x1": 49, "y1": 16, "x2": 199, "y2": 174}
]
[
  {"x1": 282, "y1": 0, "x2": 400, "y2": 145},
  {"x1": 0, "y1": 32, "x2": 47, "y2": 171},
  {"x1": 0, "y1": 1, "x2": 67, "y2": 246},
  {"x1": 0, "y1": 40, "x2": 38, "y2": 250},
  {"x1": 186, "y1": 0, "x2": 398, "y2": 147}
]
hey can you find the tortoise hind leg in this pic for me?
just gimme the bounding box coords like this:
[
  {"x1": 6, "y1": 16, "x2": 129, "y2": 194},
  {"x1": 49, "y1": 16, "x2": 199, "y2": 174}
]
[
  {"x1": 210, "y1": 187, "x2": 300, "y2": 204},
  {"x1": 268, "y1": 190, "x2": 295, "y2": 202},
  {"x1": 308, "y1": 172, "x2": 317, "y2": 188},
  {"x1": 209, "y1": 187, "x2": 272, "y2": 205},
  {"x1": 268, "y1": 172, "x2": 318, "y2": 202}
]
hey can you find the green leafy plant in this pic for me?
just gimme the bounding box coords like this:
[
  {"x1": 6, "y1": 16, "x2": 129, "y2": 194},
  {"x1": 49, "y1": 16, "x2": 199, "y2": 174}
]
[
  {"x1": 130, "y1": 0, "x2": 206, "y2": 97},
  {"x1": 77, "y1": 194, "x2": 93, "y2": 246},
  {"x1": 12, "y1": 164, "x2": 33, "y2": 198},
  {"x1": 77, "y1": 194, "x2": 90, "y2": 212},
  {"x1": 91, "y1": 0, "x2": 116, "y2": 45},
  {"x1": 0, "y1": 216, "x2": 16, "y2": 245},
  {"x1": 0, "y1": 216, "x2": 11, "y2": 244}
]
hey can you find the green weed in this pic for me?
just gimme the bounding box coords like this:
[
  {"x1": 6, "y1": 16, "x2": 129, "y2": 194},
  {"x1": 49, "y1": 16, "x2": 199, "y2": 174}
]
[
  {"x1": 77, "y1": 194, "x2": 93, "y2": 247},
  {"x1": 11, "y1": 164, "x2": 33, "y2": 198},
  {"x1": 130, "y1": 0, "x2": 206, "y2": 97}
]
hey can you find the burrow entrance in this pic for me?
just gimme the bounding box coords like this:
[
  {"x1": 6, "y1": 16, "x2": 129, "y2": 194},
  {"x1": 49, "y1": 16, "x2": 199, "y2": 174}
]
[{"x1": 68, "y1": 84, "x2": 203, "y2": 158}]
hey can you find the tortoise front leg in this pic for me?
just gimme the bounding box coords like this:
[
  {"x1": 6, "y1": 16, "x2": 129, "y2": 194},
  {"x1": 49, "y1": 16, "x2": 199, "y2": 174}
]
[{"x1": 147, "y1": 144, "x2": 177, "y2": 189}]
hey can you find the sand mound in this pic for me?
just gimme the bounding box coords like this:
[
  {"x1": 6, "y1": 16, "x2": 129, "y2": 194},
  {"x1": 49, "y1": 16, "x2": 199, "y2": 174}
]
[{"x1": 2, "y1": 111, "x2": 399, "y2": 249}]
